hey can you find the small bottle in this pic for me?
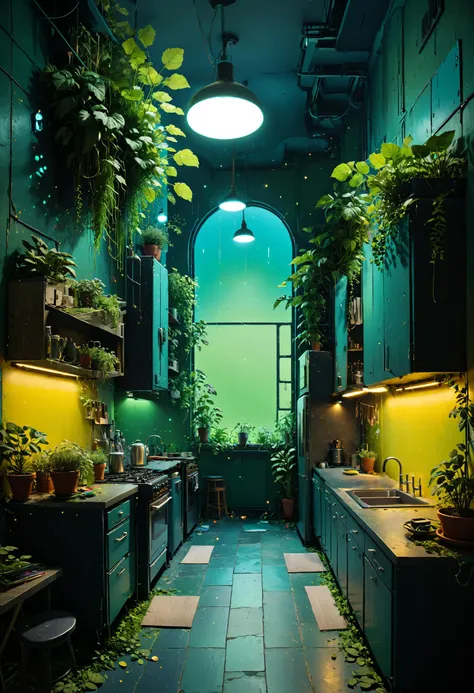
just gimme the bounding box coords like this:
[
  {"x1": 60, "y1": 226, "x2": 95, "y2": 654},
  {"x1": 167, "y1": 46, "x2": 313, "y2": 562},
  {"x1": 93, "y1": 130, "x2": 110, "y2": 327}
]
[{"x1": 45, "y1": 326, "x2": 52, "y2": 358}]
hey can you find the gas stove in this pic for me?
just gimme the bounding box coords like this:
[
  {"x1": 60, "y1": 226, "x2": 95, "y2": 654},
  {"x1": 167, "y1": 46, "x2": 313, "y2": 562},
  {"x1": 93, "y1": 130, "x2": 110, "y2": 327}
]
[{"x1": 103, "y1": 468, "x2": 169, "y2": 501}]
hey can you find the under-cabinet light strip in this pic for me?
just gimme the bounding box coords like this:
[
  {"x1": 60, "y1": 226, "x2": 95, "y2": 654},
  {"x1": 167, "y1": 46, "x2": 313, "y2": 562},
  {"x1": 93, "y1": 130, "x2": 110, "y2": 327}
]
[
  {"x1": 13, "y1": 363, "x2": 79, "y2": 379},
  {"x1": 396, "y1": 381, "x2": 441, "y2": 392},
  {"x1": 342, "y1": 386, "x2": 388, "y2": 398}
]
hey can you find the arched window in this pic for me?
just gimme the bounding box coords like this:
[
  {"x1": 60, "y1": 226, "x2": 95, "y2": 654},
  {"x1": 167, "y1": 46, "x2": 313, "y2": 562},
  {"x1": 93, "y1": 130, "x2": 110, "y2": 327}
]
[{"x1": 193, "y1": 204, "x2": 293, "y2": 430}]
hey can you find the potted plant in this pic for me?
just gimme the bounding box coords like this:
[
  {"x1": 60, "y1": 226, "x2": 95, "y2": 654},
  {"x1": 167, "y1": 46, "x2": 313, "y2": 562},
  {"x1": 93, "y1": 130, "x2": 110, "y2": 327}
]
[
  {"x1": 271, "y1": 446, "x2": 297, "y2": 519},
  {"x1": 254, "y1": 427, "x2": 278, "y2": 450},
  {"x1": 140, "y1": 226, "x2": 169, "y2": 262},
  {"x1": 72, "y1": 278, "x2": 105, "y2": 308},
  {"x1": 235, "y1": 423, "x2": 254, "y2": 447},
  {"x1": 15, "y1": 235, "x2": 77, "y2": 285},
  {"x1": 0, "y1": 423, "x2": 49, "y2": 501},
  {"x1": 78, "y1": 344, "x2": 93, "y2": 369},
  {"x1": 89, "y1": 346, "x2": 120, "y2": 374},
  {"x1": 90, "y1": 450, "x2": 108, "y2": 482},
  {"x1": 358, "y1": 446, "x2": 377, "y2": 474},
  {"x1": 49, "y1": 441, "x2": 93, "y2": 496},
  {"x1": 275, "y1": 412, "x2": 296, "y2": 446},
  {"x1": 192, "y1": 371, "x2": 223, "y2": 444},
  {"x1": 429, "y1": 380, "x2": 474, "y2": 542},
  {"x1": 32, "y1": 451, "x2": 54, "y2": 494}
]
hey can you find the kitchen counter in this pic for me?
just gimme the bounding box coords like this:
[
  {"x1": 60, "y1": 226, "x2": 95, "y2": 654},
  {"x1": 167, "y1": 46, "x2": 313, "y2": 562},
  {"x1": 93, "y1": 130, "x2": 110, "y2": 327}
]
[
  {"x1": 17, "y1": 483, "x2": 138, "y2": 510},
  {"x1": 146, "y1": 460, "x2": 183, "y2": 473},
  {"x1": 313, "y1": 467, "x2": 441, "y2": 562}
]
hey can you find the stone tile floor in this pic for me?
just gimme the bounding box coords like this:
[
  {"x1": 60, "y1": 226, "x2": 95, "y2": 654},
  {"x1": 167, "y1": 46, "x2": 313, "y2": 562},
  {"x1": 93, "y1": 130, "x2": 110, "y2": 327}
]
[{"x1": 100, "y1": 519, "x2": 356, "y2": 693}]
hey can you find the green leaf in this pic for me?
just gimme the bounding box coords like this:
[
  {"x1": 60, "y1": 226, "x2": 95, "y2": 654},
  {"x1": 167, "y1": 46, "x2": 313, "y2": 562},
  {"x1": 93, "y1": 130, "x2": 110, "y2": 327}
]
[
  {"x1": 425, "y1": 130, "x2": 455, "y2": 152},
  {"x1": 121, "y1": 87, "x2": 144, "y2": 101},
  {"x1": 165, "y1": 166, "x2": 178, "y2": 177},
  {"x1": 166, "y1": 124, "x2": 185, "y2": 137},
  {"x1": 349, "y1": 173, "x2": 364, "y2": 188},
  {"x1": 138, "y1": 25, "x2": 156, "y2": 48},
  {"x1": 87, "y1": 673, "x2": 105, "y2": 684},
  {"x1": 163, "y1": 73, "x2": 190, "y2": 90},
  {"x1": 78, "y1": 110, "x2": 90, "y2": 122},
  {"x1": 355, "y1": 161, "x2": 370, "y2": 174},
  {"x1": 174, "y1": 182, "x2": 193, "y2": 201},
  {"x1": 331, "y1": 163, "x2": 352, "y2": 182},
  {"x1": 173, "y1": 149, "x2": 199, "y2": 167},
  {"x1": 369, "y1": 152, "x2": 386, "y2": 169},
  {"x1": 168, "y1": 192, "x2": 176, "y2": 205},
  {"x1": 143, "y1": 187, "x2": 156, "y2": 203},
  {"x1": 138, "y1": 66, "x2": 163, "y2": 87},
  {"x1": 162, "y1": 48, "x2": 184, "y2": 70},
  {"x1": 380, "y1": 142, "x2": 399, "y2": 159},
  {"x1": 122, "y1": 38, "x2": 138, "y2": 55},
  {"x1": 153, "y1": 91, "x2": 173, "y2": 103}
]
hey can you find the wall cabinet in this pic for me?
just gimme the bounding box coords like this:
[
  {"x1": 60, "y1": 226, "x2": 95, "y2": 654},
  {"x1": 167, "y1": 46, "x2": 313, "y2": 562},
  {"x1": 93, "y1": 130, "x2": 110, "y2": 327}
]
[
  {"x1": 123, "y1": 257, "x2": 169, "y2": 391},
  {"x1": 334, "y1": 275, "x2": 348, "y2": 392}
]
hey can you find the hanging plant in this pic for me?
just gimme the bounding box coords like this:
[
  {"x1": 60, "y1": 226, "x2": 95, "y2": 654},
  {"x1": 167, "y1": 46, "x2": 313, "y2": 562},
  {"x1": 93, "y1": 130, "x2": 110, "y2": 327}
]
[{"x1": 42, "y1": 4, "x2": 199, "y2": 269}]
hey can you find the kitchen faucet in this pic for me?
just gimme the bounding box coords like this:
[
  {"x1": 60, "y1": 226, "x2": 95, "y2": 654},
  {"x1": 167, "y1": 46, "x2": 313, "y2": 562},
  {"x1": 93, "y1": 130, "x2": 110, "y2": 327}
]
[
  {"x1": 382, "y1": 456, "x2": 406, "y2": 490},
  {"x1": 146, "y1": 434, "x2": 164, "y2": 457}
]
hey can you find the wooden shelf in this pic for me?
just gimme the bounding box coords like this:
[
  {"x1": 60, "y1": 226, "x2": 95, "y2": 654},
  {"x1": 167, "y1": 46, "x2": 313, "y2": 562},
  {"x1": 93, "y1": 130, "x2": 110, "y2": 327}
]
[
  {"x1": 11, "y1": 359, "x2": 123, "y2": 380},
  {"x1": 348, "y1": 348, "x2": 363, "y2": 352},
  {"x1": 47, "y1": 305, "x2": 124, "y2": 339},
  {"x1": 168, "y1": 310, "x2": 180, "y2": 327}
]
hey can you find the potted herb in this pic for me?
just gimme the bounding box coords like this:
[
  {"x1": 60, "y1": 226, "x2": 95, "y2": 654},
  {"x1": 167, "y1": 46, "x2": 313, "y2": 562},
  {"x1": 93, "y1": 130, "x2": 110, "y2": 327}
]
[
  {"x1": 255, "y1": 427, "x2": 278, "y2": 449},
  {"x1": 140, "y1": 226, "x2": 169, "y2": 262},
  {"x1": 50, "y1": 442, "x2": 93, "y2": 496},
  {"x1": 271, "y1": 447, "x2": 297, "y2": 519},
  {"x1": 0, "y1": 423, "x2": 49, "y2": 501},
  {"x1": 96, "y1": 294, "x2": 123, "y2": 328},
  {"x1": 15, "y1": 235, "x2": 77, "y2": 284},
  {"x1": 429, "y1": 380, "x2": 474, "y2": 542},
  {"x1": 78, "y1": 344, "x2": 93, "y2": 369},
  {"x1": 72, "y1": 278, "x2": 105, "y2": 308},
  {"x1": 275, "y1": 412, "x2": 296, "y2": 446},
  {"x1": 235, "y1": 423, "x2": 254, "y2": 447},
  {"x1": 193, "y1": 371, "x2": 223, "y2": 444},
  {"x1": 32, "y1": 451, "x2": 53, "y2": 494},
  {"x1": 89, "y1": 346, "x2": 120, "y2": 374},
  {"x1": 90, "y1": 450, "x2": 108, "y2": 482},
  {"x1": 358, "y1": 447, "x2": 377, "y2": 474}
]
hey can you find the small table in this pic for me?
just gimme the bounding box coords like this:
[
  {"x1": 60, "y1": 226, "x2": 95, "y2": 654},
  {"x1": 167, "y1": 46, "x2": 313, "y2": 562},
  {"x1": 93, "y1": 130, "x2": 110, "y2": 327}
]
[{"x1": 0, "y1": 569, "x2": 62, "y2": 691}]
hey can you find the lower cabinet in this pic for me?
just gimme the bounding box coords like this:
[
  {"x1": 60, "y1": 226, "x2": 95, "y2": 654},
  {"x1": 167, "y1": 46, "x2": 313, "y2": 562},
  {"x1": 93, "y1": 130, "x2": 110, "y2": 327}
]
[
  {"x1": 347, "y1": 533, "x2": 364, "y2": 627},
  {"x1": 312, "y1": 477, "x2": 322, "y2": 540},
  {"x1": 364, "y1": 556, "x2": 392, "y2": 680},
  {"x1": 335, "y1": 512, "x2": 348, "y2": 597}
]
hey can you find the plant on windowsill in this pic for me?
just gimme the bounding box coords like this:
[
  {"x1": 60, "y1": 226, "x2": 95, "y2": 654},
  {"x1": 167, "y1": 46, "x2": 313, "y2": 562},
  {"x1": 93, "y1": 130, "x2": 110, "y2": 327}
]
[
  {"x1": 270, "y1": 446, "x2": 297, "y2": 519},
  {"x1": 254, "y1": 426, "x2": 280, "y2": 450},
  {"x1": 0, "y1": 423, "x2": 49, "y2": 502},
  {"x1": 429, "y1": 379, "x2": 474, "y2": 542},
  {"x1": 234, "y1": 423, "x2": 254, "y2": 447},
  {"x1": 90, "y1": 450, "x2": 108, "y2": 482},
  {"x1": 15, "y1": 235, "x2": 77, "y2": 284},
  {"x1": 140, "y1": 226, "x2": 169, "y2": 262},
  {"x1": 275, "y1": 411, "x2": 296, "y2": 446},
  {"x1": 49, "y1": 442, "x2": 93, "y2": 496},
  {"x1": 193, "y1": 370, "x2": 223, "y2": 444},
  {"x1": 32, "y1": 450, "x2": 54, "y2": 494},
  {"x1": 357, "y1": 446, "x2": 377, "y2": 474}
]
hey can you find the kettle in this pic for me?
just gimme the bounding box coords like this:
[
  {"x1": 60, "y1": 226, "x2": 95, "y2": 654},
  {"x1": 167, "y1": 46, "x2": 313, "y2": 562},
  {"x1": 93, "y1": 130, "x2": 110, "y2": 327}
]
[{"x1": 130, "y1": 440, "x2": 147, "y2": 466}]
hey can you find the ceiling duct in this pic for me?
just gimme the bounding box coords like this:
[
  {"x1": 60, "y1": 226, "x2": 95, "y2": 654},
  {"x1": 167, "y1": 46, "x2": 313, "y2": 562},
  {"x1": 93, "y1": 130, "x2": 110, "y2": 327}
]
[{"x1": 336, "y1": 0, "x2": 391, "y2": 51}]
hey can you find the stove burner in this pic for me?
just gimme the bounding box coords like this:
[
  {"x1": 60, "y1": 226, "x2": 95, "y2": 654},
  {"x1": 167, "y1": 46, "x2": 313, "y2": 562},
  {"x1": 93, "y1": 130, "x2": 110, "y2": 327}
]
[{"x1": 104, "y1": 469, "x2": 168, "y2": 485}]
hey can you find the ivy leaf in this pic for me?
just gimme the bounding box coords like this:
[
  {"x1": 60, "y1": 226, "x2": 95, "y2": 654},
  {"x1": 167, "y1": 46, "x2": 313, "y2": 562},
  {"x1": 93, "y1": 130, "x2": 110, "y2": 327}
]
[
  {"x1": 380, "y1": 142, "x2": 399, "y2": 159},
  {"x1": 122, "y1": 38, "x2": 138, "y2": 55},
  {"x1": 138, "y1": 25, "x2": 156, "y2": 48},
  {"x1": 121, "y1": 87, "x2": 144, "y2": 101},
  {"x1": 116, "y1": 6, "x2": 129, "y2": 15},
  {"x1": 153, "y1": 91, "x2": 172, "y2": 103},
  {"x1": 368, "y1": 152, "x2": 386, "y2": 169},
  {"x1": 166, "y1": 125, "x2": 185, "y2": 137},
  {"x1": 125, "y1": 137, "x2": 142, "y2": 151},
  {"x1": 166, "y1": 166, "x2": 178, "y2": 177},
  {"x1": 78, "y1": 110, "x2": 90, "y2": 122},
  {"x1": 174, "y1": 182, "x2": 192, "y2": 201},
  {"x1": 138, "y1": 66, "x2": 163, "y2": 87},
  {"x1": 162, "y1": 48, "x2": 184, "y2": 70},
  {"x1": 331, "y1": 163, "x2": 352, "y2": 182},
  {"x1": 115, "y1": 175, "x2": 127, "y2": 186},
  {"x1": 173, "y1": 149, "x2": 199, "y2": 167},
  {"x1": 349, "y1": 173, "x2": 364, "y2": 188},
  {"x1": 87, "y1": 673, "x2": 105, "y2": 684},
  {"x1": 168, "y1": 192, "x2": 176, "y2": 205},
  {"x1": 85, "y1": 684, "x2": 97, "y2": 691},
  {"x1": 143, "y1": 187, "x2": 156, "y2": 202},
  {"x1": 163, "y1": 73, "x2": 190, "y2": 90},
  {"x1": 355, "y1": 161, "x2": 369, "y2": 174},
  {"x1": 160, "y1": 103, "x2": 179, "y2": 114}
]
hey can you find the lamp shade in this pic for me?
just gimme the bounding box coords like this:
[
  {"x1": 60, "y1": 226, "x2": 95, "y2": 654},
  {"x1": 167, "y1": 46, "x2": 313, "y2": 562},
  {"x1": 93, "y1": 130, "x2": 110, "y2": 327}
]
[
  {"x1": 187, "y1": 61, "x2": 264, "y2": 140},
  {"x1": 219, "y1": 187, "x2": 247, "y2": 212},
  {"x1": 233, "y1": 218, "x2": 255, "y2": 243}
]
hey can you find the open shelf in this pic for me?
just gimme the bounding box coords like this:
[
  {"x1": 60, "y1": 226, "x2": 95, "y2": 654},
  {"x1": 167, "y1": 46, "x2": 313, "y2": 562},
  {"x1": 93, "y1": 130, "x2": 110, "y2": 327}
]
[
  {"x1": 11, "y1": 359, "x2": 123, "y2": 379},
  {"x1": 47, "y1": 305, "x2": 124, "y2": 339}
]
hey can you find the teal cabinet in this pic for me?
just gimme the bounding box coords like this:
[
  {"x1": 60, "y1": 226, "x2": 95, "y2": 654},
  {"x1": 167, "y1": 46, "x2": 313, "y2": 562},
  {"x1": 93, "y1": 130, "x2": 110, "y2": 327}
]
[
  {"x1": 383, "y1": 220, "x2": 411, "y2": 378},
  {"x1": 334, "y1": 276, "x2": 348, "y2": 391},
  {"x1": 335, "y1": 511, "x2": 348, "y2": 597},
  {"x1": 364, "y1": 556, "x2": 392, "y2": 680},
  {"x1": 108, "y1": 552, "x2": 135, "y2": 625},
  {"x1": 347, "y1": 533, "x2": 364, "y2": 628},
  {"x1": 312, "y1": 477, "x2": 322, "y2": 540},
  {"x1": 124, "y1": 257, "x2": 169, "y2": 391},
  {"x1": 362, "y1": 243, "x2": 385, "y2": 385}
]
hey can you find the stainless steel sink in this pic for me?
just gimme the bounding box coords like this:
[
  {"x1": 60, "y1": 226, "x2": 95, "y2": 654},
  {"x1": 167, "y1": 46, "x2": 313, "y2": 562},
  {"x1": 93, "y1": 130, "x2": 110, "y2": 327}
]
[{"x1": 346, "y1": 488, "x2": 432, "y2": 509}]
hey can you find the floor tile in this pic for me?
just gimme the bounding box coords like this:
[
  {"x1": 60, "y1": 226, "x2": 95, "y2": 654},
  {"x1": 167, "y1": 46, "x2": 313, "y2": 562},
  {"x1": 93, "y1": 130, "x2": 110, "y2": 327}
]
[
  {"x1": 290, "y1": 573, "x2": 323, "y2": 591},
  {"x1": 224, "y1": 671, "x2": 267, "y2": 693},
  {"x1": 99, "y1": 654, "x2": 145, "y2": 691},
  {"x1": 204, "y1": 568, "x2": 234, "y2": 586},
  {"x1": 177, "y1": 564, "x2": 209, "y2": 576},
  {"x1": 199, "y1": 585, "x2": 232, "y2": 607},
  {"x1": 189, "y1": 606, "x2": 229, "y2": 648},
  {"x1": 152, "y1": 628, "x2": 190, "y2": 649},
  {"x1": 226, "y1": 636, "x2": 265, "y2": 671},
  {"x1": 227, "y1": 607, "x2": 263, "y2": 637},
  {"x1": 300, "y1": 623, "x2": 340, "y2": 648},
  {"x1": 305, "y1": 647, "x2": 355, "y2": 692},
  {"x1": 265, "y1": 648, "x2": 312, "y2": 693},
  {"x1": 237, "y1": 545, "x2": 261, "y2": 558},
  {"x1": 209, "y1": 556, "x2": 236, "y2": 569},
  {"x1": 135, "y1": 648, "x2": 186, "y2": 692},
  {"x1": 180, "y1": 647, "x2": 225, "y2": 693},
  {"x1": 262, "y1": 566, "x2": 291, "y2": 591},
  {"x1": 261, "y1": 555, "x2": 285, "y2": 566},
  {"x1": 293, "y1": 587, "x2": 315, "y2": 623},
  {"x1": 231, "y1": 574, "x2": 263, "y2": 608},
  {"x1": 263, "y1": 592, "x2": 301, "y2": 648},
  {"x1": 234, "y1": 557, "x2": 262, "y2": 573},
  {"x1": 238, "y1": 535, "x2": 262, "y2": 544},
  {"x1": 161, "y1": 575, "x2": 204, "y2": 595}
]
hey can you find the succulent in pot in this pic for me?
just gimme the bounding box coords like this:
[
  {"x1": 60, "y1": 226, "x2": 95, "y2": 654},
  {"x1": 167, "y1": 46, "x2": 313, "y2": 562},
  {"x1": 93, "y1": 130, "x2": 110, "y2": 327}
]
[
  {"x1": 49, "y1": 441, "x2": 93, "y2": 496},
  {"x1": 32, "y1": 450, "x2": 54, "y2": 494},
  {"x1": 90, "y1": 450, "x2": 108, "y2": 482},
  {"x1": 271, "y1": 446, "x2": 297, "y2": 519},
  {"x1": 140, "y1": 226, "x2": 169, "y2": 262},
  {"x1": 358, "y1": 446, "x2": 377, "y2": 474},
  {"x1": 0, "y1": 422, "x2": 48, "y2": 501}
]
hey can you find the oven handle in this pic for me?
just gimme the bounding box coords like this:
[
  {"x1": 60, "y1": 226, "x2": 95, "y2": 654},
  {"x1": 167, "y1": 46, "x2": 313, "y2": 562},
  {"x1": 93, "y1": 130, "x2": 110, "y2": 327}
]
[{"x1": 150, "y1": 496, "x2": 172, "y2": 512}]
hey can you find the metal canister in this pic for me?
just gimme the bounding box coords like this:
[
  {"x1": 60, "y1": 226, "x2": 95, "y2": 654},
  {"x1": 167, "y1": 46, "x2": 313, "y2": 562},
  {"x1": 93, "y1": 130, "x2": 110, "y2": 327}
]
[
  {"x1": 130, "y1": 440, "x2": 147, "y2": 466},
  {"x1": 109, "y1": 452, "x2": 125, "y2": 474}
]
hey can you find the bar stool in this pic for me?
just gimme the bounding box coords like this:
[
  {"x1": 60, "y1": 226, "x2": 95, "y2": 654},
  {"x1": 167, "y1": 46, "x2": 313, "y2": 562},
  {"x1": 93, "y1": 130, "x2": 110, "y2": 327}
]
[
  {"x1": 205, "y1": 476, "x2": 229, "y2": 519},
  {"x1": 19, "y1": 610, "x2": 77, "y2": 689}
]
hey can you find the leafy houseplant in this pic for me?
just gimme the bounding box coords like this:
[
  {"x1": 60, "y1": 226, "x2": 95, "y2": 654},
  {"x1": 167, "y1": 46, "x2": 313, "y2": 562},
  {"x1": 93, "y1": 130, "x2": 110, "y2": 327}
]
[
  {"x1": 275, "y1": 412, "x2": 296, "y2": 446},
  {"x1": 358, "y1": 446, "x2": 377, "y2": 474},
  {"x1": 16, "y1": 235, "x2": 77, "y2": 284},
  {"x1": 73, "y1": 278, "x2": 105, "y2": 308},
  {"x1": 429, "y1": 380, "x2": 474, "y2": 541},
  {"x1": 78, "y1": 344, "x2": 120, "y2": 374},
  {"x1": 235, "y1": 423, "x2": 254, "y2": 447},
  {"x1": 42, "y1": 6, "x2": 198, "y2": 268},
  {"x1": 50, "y1": 441, "x2": 93, "y2": 495},
  {"x1": 254, "y1": 427, "x2": 279, "y2": 449},
  {"x1": 140, "y1": 226, "x2": 169, "y2": 261},
  {"x1": 32, "y1": 450, "x2": 53, "y2": 494},
  {"x1": 270, "y1": 446, "x2": 297, "y2": 519},
  {"x1": 90, "y1": 450, "x2": 108, "y2": 482},
  {"x1": 192, "y1": 370, "x2": 223, "y2": 443},
  {"x1": 0, "y1": 546, "x2": 33, "y2": 581},
  {"x1": 0, "y1": 422, "x2": 49, "y2": 501}
]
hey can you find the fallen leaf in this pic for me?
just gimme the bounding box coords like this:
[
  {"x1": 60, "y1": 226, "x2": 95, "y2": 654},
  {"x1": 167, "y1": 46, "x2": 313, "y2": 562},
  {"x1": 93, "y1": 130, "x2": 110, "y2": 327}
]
[
  {"x1": 151, "y1": 656, "x2": 159, "y2": 662},
  {"x1": 118, "y1": 661, "x2": 127, "y2": 668}
]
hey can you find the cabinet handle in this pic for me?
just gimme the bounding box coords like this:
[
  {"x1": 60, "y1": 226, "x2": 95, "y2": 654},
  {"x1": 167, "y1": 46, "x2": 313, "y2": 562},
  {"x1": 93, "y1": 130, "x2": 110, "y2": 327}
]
[
  {"x1": 351, "y1": 546, "x2": 356, "y2": 551},
  {"x1": 368, "y1": 548, "x2": 376, "y2": 554},
  {"x1": 370, "y1": 575, "x2": 375, "y2": 581},
  {"x1": 118, "y1": 511, "x2": 124, "y2": 516},
  {"x1": 351, "y1": 529, "x2": 358, "y2": 534},
  {"x1": 332, "y1": 515, "x2": 336, "y2": 520},
  {"x1": 116, "y1": 532, "x2": 128, "y2": 543},
  {"x1": 117, "y1": 567, "x2": 126, "y2": 576}
]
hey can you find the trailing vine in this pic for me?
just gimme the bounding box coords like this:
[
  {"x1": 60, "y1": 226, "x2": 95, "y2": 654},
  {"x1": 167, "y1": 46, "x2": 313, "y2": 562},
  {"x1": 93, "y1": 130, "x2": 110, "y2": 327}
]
[{"x1": 428, "y1": 192, "x2": 449, "y2": 301}]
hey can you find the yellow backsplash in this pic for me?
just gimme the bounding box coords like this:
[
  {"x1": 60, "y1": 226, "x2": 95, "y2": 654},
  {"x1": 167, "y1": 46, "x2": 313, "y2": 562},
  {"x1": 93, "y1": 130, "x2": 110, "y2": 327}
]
[
  {"x1": 375, "y1": 385, "x2": 460, "y2": 497},
  {"x1": 1, "y1": 363, "x2": 92, "y2": 448}
]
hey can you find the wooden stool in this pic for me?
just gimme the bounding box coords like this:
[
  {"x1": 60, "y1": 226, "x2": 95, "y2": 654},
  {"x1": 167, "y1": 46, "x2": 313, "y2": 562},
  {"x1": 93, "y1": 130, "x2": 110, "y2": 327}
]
[{"x1": 205, "y1": 476, "x2": 228, "y2": 519}]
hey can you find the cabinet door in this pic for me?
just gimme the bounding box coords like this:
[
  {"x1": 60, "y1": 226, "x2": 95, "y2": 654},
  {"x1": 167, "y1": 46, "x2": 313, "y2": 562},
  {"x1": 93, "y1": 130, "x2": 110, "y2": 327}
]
[
  {"x1": 336, "y1": 514, "x2": 348, "y2": 596},
  {"x1": 383, "y1": 219, "x2": 411, "y2": 379},
  {"x1": 364, "y1": 557, "x2": 392, "y2": 680},
  {"x1": 334, "y1": 275, "x2": 348, "y2": 392},
  {"x1": 152, "y1": 262, "x2": 169, "y2": 390},
  {"x1": 363, "y1": 243, "x2": 385, "y2": 385},
  {"x1": 312, "y1": 478, "x2": 321, "y2": 539},
  {"x1": 347, "y1": 534, "x2": 364, "y2": 627},
  {"x1": 327, "y1": 495, "x2": 338, "y2": 572}
]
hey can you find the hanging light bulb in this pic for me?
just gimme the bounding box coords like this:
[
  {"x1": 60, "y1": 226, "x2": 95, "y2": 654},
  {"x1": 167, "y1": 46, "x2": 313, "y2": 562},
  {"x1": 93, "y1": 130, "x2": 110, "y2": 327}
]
[
  {"x1": 157, "y1": 209, "x2": 168, "y2": 223},
  {"x1": 187, "y1": 4, "x2": 263, "y2": 140},
  {"x1": 233, "y1": 210, "x2": 255, "y2": 243},
  {"x1": 219, "y1": 158, "x2": 246, "y2": 212}
]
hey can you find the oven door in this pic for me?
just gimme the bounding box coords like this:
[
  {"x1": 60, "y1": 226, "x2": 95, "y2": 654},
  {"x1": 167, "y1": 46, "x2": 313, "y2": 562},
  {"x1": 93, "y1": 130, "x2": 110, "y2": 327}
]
[
  {"x1": 149, "y1": 494, "x2": 171, "y2": 563},
  {"x1": 187, "y1": 472, "x2": 199, "y2": 511}
]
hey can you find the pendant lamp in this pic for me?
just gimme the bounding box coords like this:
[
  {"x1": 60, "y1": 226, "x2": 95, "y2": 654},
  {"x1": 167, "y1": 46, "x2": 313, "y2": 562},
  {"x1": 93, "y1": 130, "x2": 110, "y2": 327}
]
[
  {"x1": 187, "y1": 3, "x2": 263, "y2": 140},
  {"x1": 233, "y1": 210, "x2": 255, "y2": 243},
  {"x1": 219, "y1": 158, "x2": 246, "y2": 212}
]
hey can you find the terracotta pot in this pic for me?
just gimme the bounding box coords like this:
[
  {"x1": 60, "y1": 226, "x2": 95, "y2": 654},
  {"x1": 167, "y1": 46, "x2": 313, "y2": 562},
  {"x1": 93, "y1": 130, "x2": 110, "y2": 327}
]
[
  {"x1": 93, "y1": 463, "x2": 106, "y2": 482},
  {"x1": 238, "y1": 432, "x2": 248, "y2": 447},
  {"x1": 143, "y1": 244, "x2": 162, "y2": 261},
  {"x1": 79, "y1": 353, "x2": 92, "y2": 369},
  {"x1": 312, "y1": 342, "x2": 321, "y2": 351},
  {"x1": 198, "y1": 427, "x2": 209, "y2": 444},
  {"x1": 361, "y1": 457, "x2": 376, "y2": 474},
  {"x1": 36, "y1": 471, "x2": 54, "y2": 494},
  {"x1": 438, "y1": 508, "x2": 474, "y2": 542},
  {"x1": 281, "y1": 498, "x2": 294, "y2": 520},
  {"x1": 51, "y1": 470, "x2": 79, "y2": 496},
  {"x1": 7, "y1": 473, "x2": 36, "y2": 502}
]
